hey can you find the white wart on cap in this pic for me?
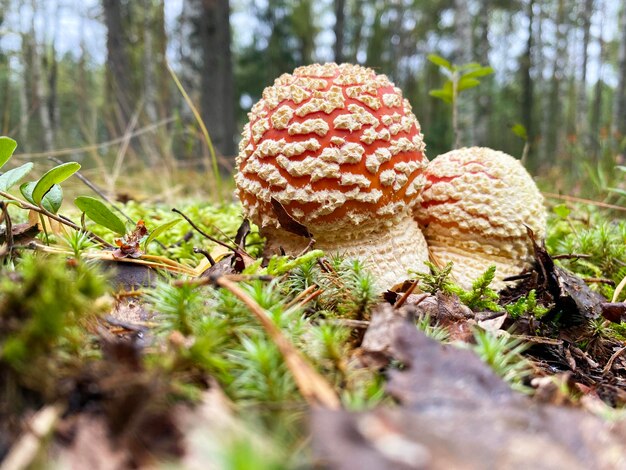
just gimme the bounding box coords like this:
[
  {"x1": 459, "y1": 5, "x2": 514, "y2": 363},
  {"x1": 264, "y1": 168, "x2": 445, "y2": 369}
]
[
  {"x1": 415, "y1": 147, "x2": 546, "y2": 290},
  {"x1": 235, "y1": 63, "x2": 430, "y2": 289}
]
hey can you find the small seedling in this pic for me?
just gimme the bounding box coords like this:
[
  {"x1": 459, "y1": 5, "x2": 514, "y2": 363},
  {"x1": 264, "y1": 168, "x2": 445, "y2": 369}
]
[{"x1": 427, "y1": 54, "x2": 493, "y2": 148}]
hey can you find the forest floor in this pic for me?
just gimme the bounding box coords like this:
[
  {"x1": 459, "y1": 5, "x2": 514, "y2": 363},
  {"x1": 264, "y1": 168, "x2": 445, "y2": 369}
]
[{"x1": 2, "y1": 188, "x2": 626, "y2": 469}]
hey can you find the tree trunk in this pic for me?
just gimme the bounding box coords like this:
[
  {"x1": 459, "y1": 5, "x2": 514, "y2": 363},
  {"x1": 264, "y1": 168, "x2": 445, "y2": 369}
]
[
  {"x1": 590, "y1": 26, "x2": 604, "y2": 154},
  {"x1": 181, "y1": 0, "x2": 235, "y2": 158},
  {"x1": 614, "y1": 4, "x2": 626, "y2": 139},
  {"x1": 520, "y1": 0, "x2": 534, "y2": 167},
  {"x1": 334, "y1": 0, "x2": 345, "y2": 63},
  {"x1": 29, "y1": 0, "x2": 54, "y2": 151},
  {"x1": 473, "y1": 0, "x2": 491, "y2": 146},
  {"x1": 577, "y1": 0, "x2": 593, "y2": 143},
  {"x1": 102, "y1": 0, "x2": 135, "y2": 132},
  {"x1": 543, "y1": 0, "x2": 566, "y2": 168},
  {"x1": 142, "y1": 0, "x2": 158, "y2": 124},
  {"x1": 453, "y1": 0, "x2": 474, "y2": 147}
]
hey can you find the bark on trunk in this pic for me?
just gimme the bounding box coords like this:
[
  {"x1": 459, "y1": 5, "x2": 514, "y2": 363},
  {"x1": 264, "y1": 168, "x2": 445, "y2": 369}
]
[
  {"x1": 520, "y1": 0, "x2": 534, "y2": 167},
  {"x1": 473, "y1": 0, "x2": 491, "y2": 146},
  {"x1": 614, "y1": 4, "x2": 626, "y2": 138},
  {"x1": 543, "y1": 0, "x2": 566, "y2": 167},
  {"x1": 577, "y1": 0, "x2": 593, "y2": 142},
  {"x1": 454, "y1": 0, "x2": 474, "y2": 147},
  {"x1": 102, "y1": 0, "x2": 135, "y2": 131},
  {"x1": 29, "y1": 1, "x2": 54, "y2": 151},
  {"x1": 184, "y1": 0, "x2": 236, "y2": 158},
  {"x1": 334, "y1": 0, "x2": 345, "y2": 63}
]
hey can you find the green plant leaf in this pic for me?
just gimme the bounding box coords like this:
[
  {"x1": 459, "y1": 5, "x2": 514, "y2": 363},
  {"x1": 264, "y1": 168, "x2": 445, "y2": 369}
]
[
  {"x1": 32, "y1": 162, "x2": 80, "y2": 205},
  {"x1": 0, "y1": 137, "x2": 17, "y2": 169},
  {"x1": 427, "y1": 54, "x2": 452, "y2": 71},
  {"x1": 553, "y1": 204, "x2": 571, "y2": 219},
  {"x1": 0, "y1": 162, "x2": 34, "y2": 192},
  {"x1": 458, "y1": 62, "x2": 482, "y2": 71},
  {"x1": 20, "y1": 182, "x2": 63, "y2": 213},
  {"x1": 461, "y1": 66, "x2": 494, "y2": 79},
  {"x1": 74, "y1": 196, "x2": 126, "y2": 235},
  {"x1": 615, "y1": 165, "x2": 626, "y2": 173},
  {"x1": 429, "y1": 89, "x2": 453, "y2": 104},
  {"x1": 511, "y1": 123, "x2": 528, "y2": 140},
  {"x1": 608, "y1": 187, "x2": 626, "y2": 198},
  {"x1": 457, "y1": 76, "x2": 481, "y2": 91},
  {"x1": 143, "y1": 219, "x2": 181, "y2": 251}
]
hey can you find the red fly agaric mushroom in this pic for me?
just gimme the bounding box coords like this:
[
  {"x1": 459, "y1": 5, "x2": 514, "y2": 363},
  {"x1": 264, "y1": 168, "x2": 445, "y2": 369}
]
[
  {"x1": 415, "y1": 147, "x2": 546, "y2": 290},
  {"x1": 235, "y1": 63, "x2": 429, "y2": 289}
]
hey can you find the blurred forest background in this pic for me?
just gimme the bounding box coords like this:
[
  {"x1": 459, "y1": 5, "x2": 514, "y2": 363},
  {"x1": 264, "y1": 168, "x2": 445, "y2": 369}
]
[{"x1": 0, "y1": 0, "x2": 625, "y2": 197}]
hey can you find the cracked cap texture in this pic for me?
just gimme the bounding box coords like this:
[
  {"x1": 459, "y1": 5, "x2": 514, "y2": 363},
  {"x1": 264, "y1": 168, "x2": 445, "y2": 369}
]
[
  {"x1": 235, "y1": 63, "x2": 428, "y2": 231},
  {"x1": 415, "y1": 147, "x2": 547, "y2": 290}
]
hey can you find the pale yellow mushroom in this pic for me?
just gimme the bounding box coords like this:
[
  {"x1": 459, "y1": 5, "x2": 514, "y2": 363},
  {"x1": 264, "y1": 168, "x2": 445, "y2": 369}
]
[{"x1": 415, "y1": 147, "x2": 547, "y2": 290}]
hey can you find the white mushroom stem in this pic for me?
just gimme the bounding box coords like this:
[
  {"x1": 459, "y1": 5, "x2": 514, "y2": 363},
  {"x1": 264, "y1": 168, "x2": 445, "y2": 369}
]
[
  {"x1": 263, "y1": 215, "x2": 429, "y2": 292},
  {"x1": 425, "y1": 229, "x2": 533, "y2": 291}
]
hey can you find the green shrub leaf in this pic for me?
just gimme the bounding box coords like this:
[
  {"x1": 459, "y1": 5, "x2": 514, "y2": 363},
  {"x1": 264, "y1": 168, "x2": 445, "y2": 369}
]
[
  {"x1": 20, "y1": 182, "x2": 63, "y2": 214},
  {"x1": 461, "y1": 66, "x2": 494, "y2": 79},
  {"x1": 429, "y1": 89, "x2": 453, "y2": 104},
  {"x1": 74, "y1": 196, "x2": 127, "y2": 235},
  {"x1": 32, "y1": 162, "x2": 80, "y2": 205},
  {"x1": 511, "y1": 123, "x2": 528, "y2": 140},
  {"x1": 143, "y1": 219, "x2": 180, "y2": 251},
  {"x1": 0, "y1": 137, "x2": 17, "y2": 169},
  {"x1": 457, "y1": 76, "x2": 481, "y2": 91},
  {"x1": 0, "y1": 162, "x2": 34, "y2": 192},
  {"x1": 427, "y1": 54, "x2": 452, "y2": 71}
]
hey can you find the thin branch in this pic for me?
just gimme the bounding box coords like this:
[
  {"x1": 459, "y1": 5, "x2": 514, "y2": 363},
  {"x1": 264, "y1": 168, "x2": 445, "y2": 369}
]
[
  {"x1": 48, "y1": 156, "x2": 134, "y2": 224},
  {"x1": 172, "y1": 207, "x2": 248, "y2": 255},
  {"x1": 0, "y1": 191, "x2": 114, "y2": 248},
  {"x1": 543, "y1": 192, "x2": 626, "y2": 212},
  {"x1": 12, "y1": 117, "x2": 175, "y2": 160}
]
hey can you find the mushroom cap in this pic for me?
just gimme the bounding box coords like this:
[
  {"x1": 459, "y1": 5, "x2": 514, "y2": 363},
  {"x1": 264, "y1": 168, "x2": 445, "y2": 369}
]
[
  {"x1": 415, "y1": 147, "x2": 546, "y2": 289},
  {"x1": 235, "y1": 63, "x2": 428, "y2": 231}
]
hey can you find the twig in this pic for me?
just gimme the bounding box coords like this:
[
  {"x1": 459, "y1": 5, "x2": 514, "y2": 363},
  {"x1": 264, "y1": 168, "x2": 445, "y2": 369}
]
[
  {"x1": 12, "y1": 117, "x2": 175, "y2": 160},
  {"x1": 0, "y1": 403, "x2": 64, "y2": 470},
  {"x1": 0, "y1": 191, "x2": 114, "y2": 248},
  {"x1": 0, "y1": 201, "x2": 13, "y2": 259},
  {"x1": 48, "y1": 156, "x2": 135, "y2": 224},
  {"x1": 394, "y1": 280, "x2": 419, "y2": 309},
  {"x1": 582, "y1": 277, "x2": 615, "y2": 286},
  {"x1": 327, "y1": 319, "x2": 370, "y2": 329},
  {"x1": 543, "y1": 192, "x2": 626, "y2": 212},
  {"x1": 552, "y1": 253, "x2": 592, "y2": 260},
  {"x1": 284, "y1": 284, "x2": 318, "y2": 310},
  {"x1": 103, "y1": 315, "x2": 148, "y2": 332},
  {"x1": 216, "y1": 276, "x2": 341, "y2": 409},
  {"x1": 194, "y1": 248, "x2": 216, "y2": 266},
  {"x1": 603, "y1": 346, "x2": 626, "y2": 376},
  {"x1": 172, "y1": 208, "x2": 251, "y2": 258}
]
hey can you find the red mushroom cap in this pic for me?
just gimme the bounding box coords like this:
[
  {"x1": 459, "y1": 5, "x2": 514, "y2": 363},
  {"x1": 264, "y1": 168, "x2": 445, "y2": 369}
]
[{"x1": 235, "y1": 63, "x2": 427, "y2": 230}]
